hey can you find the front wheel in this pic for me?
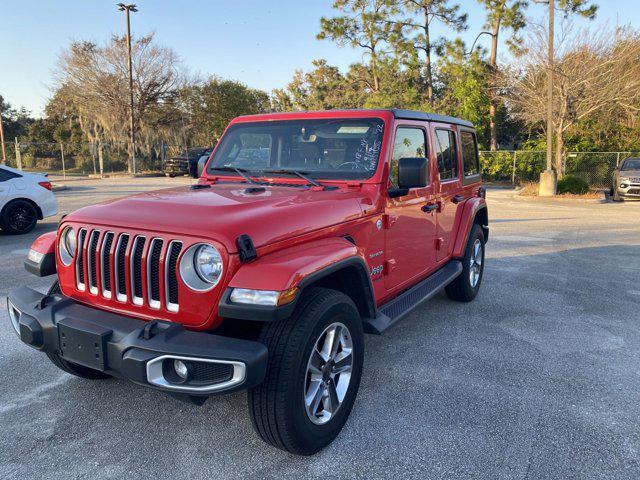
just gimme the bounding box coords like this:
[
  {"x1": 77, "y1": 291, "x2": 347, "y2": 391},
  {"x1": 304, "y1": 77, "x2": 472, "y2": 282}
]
[
  {"x1": 612, "y1": 189, "x2": 623, "y2": 202},
  {"x1": 248, "y1": 287, "x2": 364, "y2": 455},
  {"x1": 44, "y1": 281, "x2": 111, "y2": 380},
  {"x1": 445, "y1": 224, "x2": 485, "y2": 302}
]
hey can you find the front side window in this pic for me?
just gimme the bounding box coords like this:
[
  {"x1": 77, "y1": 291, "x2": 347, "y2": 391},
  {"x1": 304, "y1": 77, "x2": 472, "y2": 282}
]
[
  {"x1": 208, "y1": 119, "x2": 385, "y2": 180},
  {"x1": 390, "y1": 127, "x2": 427, "y2": 187},
  {"x1": 435, "y1": 129, "x2": 458, "y2": 181},
  {"x1": 460, "y1": 131, "x2": 480, "y2": 177}
]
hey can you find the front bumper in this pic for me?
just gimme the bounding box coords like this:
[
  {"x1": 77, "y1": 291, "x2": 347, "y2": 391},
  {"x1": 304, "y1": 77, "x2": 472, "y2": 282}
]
[
  {"x1": 163, "y1": 162, "x2": 189, "y2": 175},
  {"x1": 616, "y1": 185, "x2": 640, "y2": 198},
  {"x1": 7, "y1": 287, "x2": 268, "y2": 396},
  {"x1": 39, "y1": 192, "x2": 58, "y2": 218}
]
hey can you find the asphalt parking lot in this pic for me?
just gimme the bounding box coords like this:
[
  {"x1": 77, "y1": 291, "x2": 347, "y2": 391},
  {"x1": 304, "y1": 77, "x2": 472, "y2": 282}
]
[{"x1": 1, "y1": 178, "x2": 639, "y2": 480}]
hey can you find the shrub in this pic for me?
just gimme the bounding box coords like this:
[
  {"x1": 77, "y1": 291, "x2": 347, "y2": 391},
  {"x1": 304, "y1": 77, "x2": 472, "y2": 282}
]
[
  {"x1": 519, "y1": 182, "x2": 539, "y2": 196},
  {"x1": 557, "y1": 175, "x2": 589, "y2": 195}
]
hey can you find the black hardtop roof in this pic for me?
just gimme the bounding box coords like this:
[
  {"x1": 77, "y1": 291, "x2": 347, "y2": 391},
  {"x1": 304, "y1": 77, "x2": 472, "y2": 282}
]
[
  {"x1": 236, "y1": 109, "x2": 474, "y2": 128},
  {"x1": 390, "y1": 109, "x2": 474, "y2": 128}
]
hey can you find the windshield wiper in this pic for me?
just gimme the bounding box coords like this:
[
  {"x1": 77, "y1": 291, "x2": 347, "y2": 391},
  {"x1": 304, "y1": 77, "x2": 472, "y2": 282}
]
[
  {"x1": 211, "y1": 165, "x2": 259, "y2": 184},
  {"x1": 262, "y1": 169, "x2": 332, "y2": 189}
]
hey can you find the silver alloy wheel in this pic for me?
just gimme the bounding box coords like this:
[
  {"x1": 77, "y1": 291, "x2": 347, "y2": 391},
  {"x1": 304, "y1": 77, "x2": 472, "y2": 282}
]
[
  {"x1": 469, "y1": 238, "x2": 483, "y2": 288},
  {"x1": 304, "y1": 322, "x2": 354, "y2": 425}
]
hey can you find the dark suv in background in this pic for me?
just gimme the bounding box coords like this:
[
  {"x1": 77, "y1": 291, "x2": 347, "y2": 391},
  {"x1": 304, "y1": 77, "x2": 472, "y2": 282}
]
[{"x1": 163, "y1": 147, "x2": 212, "y2": 178}]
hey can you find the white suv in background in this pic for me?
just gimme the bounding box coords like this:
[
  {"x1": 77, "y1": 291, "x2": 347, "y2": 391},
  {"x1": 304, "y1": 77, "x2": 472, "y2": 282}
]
[{"x1": 0, "y1": 165, "x2": 58, "y2": 234}]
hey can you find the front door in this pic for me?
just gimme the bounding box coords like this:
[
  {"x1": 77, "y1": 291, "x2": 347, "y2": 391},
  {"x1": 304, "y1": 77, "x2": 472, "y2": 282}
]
[
  {"x1": 431, "y1": 124, "x2": 463, "y2": 262},
  {"x1": 384, "y1": 124, "x2": 438, "y2": 290}
]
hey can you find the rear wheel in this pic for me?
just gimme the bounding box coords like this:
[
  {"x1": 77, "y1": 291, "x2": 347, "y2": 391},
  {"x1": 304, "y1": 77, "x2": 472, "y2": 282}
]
[
  {"x1": 1, "y1": 199, "x2": 38, "y2": 235},
  {"x1": 445, "y1": 224, "x2": 485, "y2": 302},
  {"x1": 247, "y1": 287, "x2": 364, "y2": 455},
  {"x1": 44, "y1": 281, "x2": 111, "y2": 380}
]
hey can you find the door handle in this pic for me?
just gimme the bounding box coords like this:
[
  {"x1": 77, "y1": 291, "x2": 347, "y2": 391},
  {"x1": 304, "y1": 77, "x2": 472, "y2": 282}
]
[
  {"x1": 452, "y1": 195, "x2": 466, "y2": 204},
  {"x1": 422, "y1": 203, "x2": 438, "y2": 213}
]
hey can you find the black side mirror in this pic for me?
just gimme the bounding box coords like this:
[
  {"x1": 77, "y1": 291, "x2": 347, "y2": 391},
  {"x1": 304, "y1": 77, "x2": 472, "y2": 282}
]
[
  {"x1": 388, "y1": 157, "x2": 428, "y2": 198},
  {"x1": 196, "y1": 156, "x2": 208, "y2": 178}
]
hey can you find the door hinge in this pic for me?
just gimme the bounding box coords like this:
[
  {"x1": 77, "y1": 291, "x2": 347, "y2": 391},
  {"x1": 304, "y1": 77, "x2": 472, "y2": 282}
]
[
  {"x1": 435, "y1": 237, "x2": 444, "y2": 250},
  {"x1": 382, "y1": 214, "x2": 397, "y2": 229},
  {"x1": 384, "y1": 258, "x2": 396, "y2": 275}
]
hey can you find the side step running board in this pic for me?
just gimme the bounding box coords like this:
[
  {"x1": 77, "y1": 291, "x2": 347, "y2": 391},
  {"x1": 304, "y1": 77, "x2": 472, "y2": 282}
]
[{"x1": 363, "y1": 260, "x2": 462, "y2": 335}]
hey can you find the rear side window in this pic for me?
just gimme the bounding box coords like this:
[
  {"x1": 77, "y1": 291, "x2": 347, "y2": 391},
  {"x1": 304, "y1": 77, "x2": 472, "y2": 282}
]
[
  {"x1": 460, "y1": 131, "x2": 480, "y2": 177},
  {"x1": 435, "y1": 130, "x2": 458, "y2": 181},
  {"x1": 0, "y1": 168, "x2": 20, "y2": 182},
  {"x1": 390, "y1": 127, "x2": 427, "y2": 187}
]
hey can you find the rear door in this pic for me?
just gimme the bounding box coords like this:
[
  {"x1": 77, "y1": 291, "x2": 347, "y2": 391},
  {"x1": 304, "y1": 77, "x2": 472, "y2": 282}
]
[
  {"x1": 384, "y1": 123, "x2": 438, "y2": 290},
  {"x1": 431, "y1": 124, "x2": 463, "y2": 262}
]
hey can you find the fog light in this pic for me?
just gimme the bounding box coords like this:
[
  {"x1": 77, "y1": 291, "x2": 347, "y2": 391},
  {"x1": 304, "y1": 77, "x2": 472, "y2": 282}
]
[
  {"x1": 620, "y1": 183, "x2": 628, "y2": 188},
  {"x1": 7, "y1": 300, "x2": 22, "y2": 337},
  {"x1": 174, "y1": 359, "x2": 191, "y2": 381}
]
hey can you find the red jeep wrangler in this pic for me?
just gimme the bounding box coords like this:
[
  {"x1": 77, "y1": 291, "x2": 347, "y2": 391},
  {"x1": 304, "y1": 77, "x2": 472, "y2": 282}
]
[{"x1": 8, "y1": 109, "x2": 488, "y2": 455}]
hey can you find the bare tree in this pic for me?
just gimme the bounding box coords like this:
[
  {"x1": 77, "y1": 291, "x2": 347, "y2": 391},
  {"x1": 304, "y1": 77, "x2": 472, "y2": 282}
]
[
  {"x1": 504, "y1": 25, "x2": 640, "y2": 175},
  {"x1": 54, "y1": 33, "x2": 183, "y2": 172}
]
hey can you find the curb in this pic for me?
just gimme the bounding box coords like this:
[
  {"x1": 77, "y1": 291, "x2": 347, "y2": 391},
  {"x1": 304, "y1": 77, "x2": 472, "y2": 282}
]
[
  {"x1": 87, "y1": 172, "x2": 164, "y2": 179},
  {"x1": 51, "y1": 184, "x2": 68, "y2": 192}
]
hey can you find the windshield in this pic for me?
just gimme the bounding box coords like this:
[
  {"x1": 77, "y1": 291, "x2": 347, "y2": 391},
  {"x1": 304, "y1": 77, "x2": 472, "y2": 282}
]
[
  {"x1": 621, "y1": 158, "x2": 640, "y2": 171},
  {"x1": 207, "y1": 119, "x2": 385, "y2": 180}
]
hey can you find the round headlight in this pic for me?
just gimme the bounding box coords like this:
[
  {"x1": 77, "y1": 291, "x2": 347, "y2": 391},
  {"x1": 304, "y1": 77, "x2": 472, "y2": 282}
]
[
  {"x1": 179, "y1": 243, "x2": 224, "y2": 291},
  {"x1": 64, "y1": 228, "x2": 77, "y2": 256},
  {"x1": 58, "y1": 227, "x2": 76, "y2": 265},
  {"x1": 194, "y1": 244, "x2": 223, "y2": 284}
]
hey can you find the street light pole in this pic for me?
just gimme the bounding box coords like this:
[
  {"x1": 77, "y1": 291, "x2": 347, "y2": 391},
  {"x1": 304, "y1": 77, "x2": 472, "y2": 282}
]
[
  {"x1": 546, "y1": 0, "x2": 554, "y2": 173},
  {"x1": 539, "y1": 0, "x2": 557, "y2": 196},
  {"x1": 117, "y1": 3, "x2": 138, "y2": 174}
]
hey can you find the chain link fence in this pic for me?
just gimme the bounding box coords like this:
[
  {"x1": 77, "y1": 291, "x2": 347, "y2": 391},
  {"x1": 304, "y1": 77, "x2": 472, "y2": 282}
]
[
  {"x1": 0, "y1": 141, "x2": 197, "y2": 176},
  {"x1": 479, "y1": 151, "x2": 640, "y2": 188},
  {"x1": 1, "y1": 141, "x2": 637, "y2": 188}
]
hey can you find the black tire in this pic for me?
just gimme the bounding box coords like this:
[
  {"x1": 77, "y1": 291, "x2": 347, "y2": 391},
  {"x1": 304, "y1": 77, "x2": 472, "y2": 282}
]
[
  {"x1": 1, "y1": 199, "x2": 38, "y2": 235},
  {"x1": 248, "y1": 287, "x2": 364, "y2": 455},
  {"x1": 612, "y1": 189, "x2": 623, "y2": 202},
  {"x1": 44, "y1": 281, "x2": 111, "y2": 380},
  {"x1": 445, "y1": 224, "x2": 485, "y2": 302}
]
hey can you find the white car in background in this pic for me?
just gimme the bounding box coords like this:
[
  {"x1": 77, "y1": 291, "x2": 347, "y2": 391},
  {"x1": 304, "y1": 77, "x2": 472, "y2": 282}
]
[{"x1": 0, "y1": 165, "x2": 58, "y2": 235}]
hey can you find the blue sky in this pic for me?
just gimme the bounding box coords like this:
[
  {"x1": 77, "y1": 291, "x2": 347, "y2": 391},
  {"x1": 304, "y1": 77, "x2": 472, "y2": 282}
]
[{"x1": 1, "y1": 0, "x2": 637, "y2": 117}]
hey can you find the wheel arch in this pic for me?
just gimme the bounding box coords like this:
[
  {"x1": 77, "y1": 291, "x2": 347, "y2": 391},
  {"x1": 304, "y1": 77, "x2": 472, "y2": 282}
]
[
  {"x1": 473, "y1": 205, "x2": 489, "y2": 242},
  {"x1": 296, "y1": 257, "x2": 377, "y2": 321},
  {"x1": 1, "y1": 197, "x2": 43, "y2": 220},
  {"x1": 219, "y1": 238, "x2": 377, "y2": 323},
  {"x1": 452, "y1": 198, "x2": 488, "y2": 259}
]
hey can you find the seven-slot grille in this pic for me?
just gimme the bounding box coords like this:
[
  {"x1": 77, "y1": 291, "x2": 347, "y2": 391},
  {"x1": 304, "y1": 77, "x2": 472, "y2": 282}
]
[{"x1": 73, "y1": 229, "x2": 182, "y2": 312}]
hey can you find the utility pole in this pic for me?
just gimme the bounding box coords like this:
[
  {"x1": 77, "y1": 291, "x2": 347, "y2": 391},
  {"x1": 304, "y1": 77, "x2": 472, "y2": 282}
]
[
  {"x1": 546, "y1": 0, "x2": 554, "y2": 172},
  {"x1": 539, "y1": 0, "x2": 557, "y2": 196},
  {"x1": 118, "y1": 3, "x2": 138, "y2": 175},
  {"x1": 0, "y1": 111, "x2": 6, "y2": 164}
]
